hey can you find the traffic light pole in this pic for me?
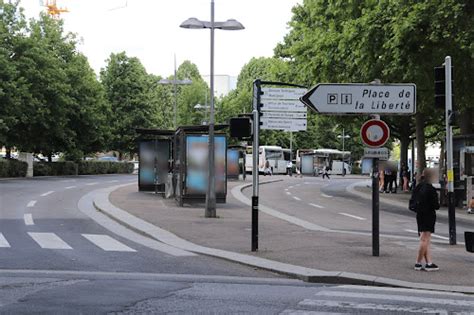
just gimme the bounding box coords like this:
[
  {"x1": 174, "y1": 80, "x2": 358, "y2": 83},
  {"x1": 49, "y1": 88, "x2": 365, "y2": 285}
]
[
  {"x1": 251, "y1": 80, "x2": 261, "y2": 252},
  {"x1": 445, "y1": 56, "x2": 456, "y2": 245}
]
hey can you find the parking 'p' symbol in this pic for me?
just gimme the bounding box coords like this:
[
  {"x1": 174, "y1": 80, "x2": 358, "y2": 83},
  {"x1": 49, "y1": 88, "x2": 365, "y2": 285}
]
[{"x1": 328, "y1": 93, "x2": 338, "y2": 104}]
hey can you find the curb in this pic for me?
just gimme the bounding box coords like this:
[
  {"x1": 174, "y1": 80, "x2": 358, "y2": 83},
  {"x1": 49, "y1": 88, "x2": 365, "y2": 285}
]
[
  {"x1": 0, "y1": 173, "x2": 136, "y2": 181},
  {"x1": 93, "y1": 183, "x2": 474, "y2": 294}
]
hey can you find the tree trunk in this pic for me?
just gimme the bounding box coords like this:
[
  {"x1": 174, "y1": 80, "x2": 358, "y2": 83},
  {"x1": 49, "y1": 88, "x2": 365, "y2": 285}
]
[
  {"x1": 415, "y1": 113, "x2": 426, "y2": 176},
  {"x1": 399, "y1": 135, "x2": 409, "y2": 186}
]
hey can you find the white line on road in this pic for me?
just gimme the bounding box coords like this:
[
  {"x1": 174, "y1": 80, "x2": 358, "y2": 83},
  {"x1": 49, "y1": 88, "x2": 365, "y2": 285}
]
[
  {"x1": 321, "y1": 193, "x2": 333, "y2": 198},
  {"x1": 315, "y1": 291, "x2": 474, "y2": 307},
  {"x1": 28, "y1": 232, "x2": 72, "y2": 249},
  {"x1": 288, "y1": 186, "x2": 294, "y2": 189},
  {"x1": 65, "y1": 186, "x2": 77, "y2": 189},
  {"x1": 405, "y1": 229, "x2": 450, "y2": 241},
  {"x1": 82, "y1": 234, "x2": 136, "y2": 252},
  {"x1": 60, "y1": 179, "x2": 76, "y2": 183},
  {"x1": 85, "y1": 182, "x2": 98, "y2": 186},
  {"x1": 40, "y1": 191, "x2": 54, "y2": 197},
  {"x1": 284, "y1": 188, "x2": 288, "y2": 191},
  {"x1": 24, "y1": 214, "x2": 34, "y2": 225},
  {"x1": 0, "y1": 233, "x2": 11, "y2": 248},
  {"x1": 339, "y1": 212, "x2": 366, "y2": 221},
  {"x1": 309, "y1": 203, "x2": 324, "y2": 209},
  {"x1": 26, "y1": 200, "x2": 37, "y2": 208},
  {"x1": 293, "y1": 196, "x2": 301, "y2": 201},
  {"x1": 107, "y1": 180, "x2": 119, "y2": 183},
  {"x1": 286, "y1": 192, "x2": 291, "y2": 195}
]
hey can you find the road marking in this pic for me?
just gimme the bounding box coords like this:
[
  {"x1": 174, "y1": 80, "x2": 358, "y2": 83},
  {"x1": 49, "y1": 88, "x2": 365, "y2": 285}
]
[
  {"x1": 26, "y1": 200, "x2": 37, "y2": 207},
  {"x1": 286, "y1": 192, "x2": 291, "y2": 195},
  {"x1": 297, "y1": 299, "x2": 449, "y2": 314},
  {"x1": 86, "y1": 182, "x2": 98, "y2": 186},
  {"x1": 309, "y1": 203, "x2": 324, "y2": 209},
  {"x1": 107, "y1": 180, "x2": 119, "y2": 183},
  {"x1": 60, "y1": 179, "x2": 75, "y2": 183},
  {"x1": 24, "y1": 214, "x2": 34, "y2": 225},
  {"x1": 82, "y1": 234, "x2": 136, "y2": 252},
  {"x1": 321, "y1": 193, "x2": 333, "y2": 198},
  {"x1": 405, "y1": 229, "x2": 450, "y2": 240},
  {"x1": 339, "y1": 212, "x2": 366, "y2": 221},
  {"x1": 336, "y1": 285, "x2": 469, "y2": 297},
  {"x1": 284, "y1": 188, "x2": 288, "y2": 191},
  {"x1": 28, "y1": 232, "x2": 72, "y2": 249},
  {"x1": 65, "y1": 186, "x2": 77, "y2": 189},
  {"x1": 0, "y1": 233, "x2": 11, "y2": 248},
  {"x1": 40, "y1": 191, "x2": 54, "y2": 197},
  {"x1": 288, "y1": 186, "x2": 294, "y2": 189},
  {"x1": 315, "y1": 291, "x2": 474, "y2": 307},
  {"x1": 293, "y1": 196, "x2": 301, "y2": 201}
]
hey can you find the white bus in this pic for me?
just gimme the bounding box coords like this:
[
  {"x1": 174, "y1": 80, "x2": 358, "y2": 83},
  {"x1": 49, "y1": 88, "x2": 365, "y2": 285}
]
[
  {"x1": 245, "y1": 145, "x2": 288, "y2": 174},
  {"x1": 296, "y1": 148, "x2": 351, "y2": 175}
]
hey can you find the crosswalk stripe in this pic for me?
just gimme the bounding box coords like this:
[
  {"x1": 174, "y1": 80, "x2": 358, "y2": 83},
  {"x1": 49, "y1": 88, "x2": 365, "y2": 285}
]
[
  {"x1": 293, "y1": 196, "x2": 301, "y2": 201},
  {"x1": 298, "y1": 299, "x2": 448, "y2": 314},
  {"x1": 65, "y1": 186, "x2": 76, "y2": 189},
  {"x1": 26, "y1": 200, "x2": 37, "y2": 207},
  {"x1": 40, "y1": 191, "x2": 54, "y2": 197},
  {"x1": 0, "y1": 233, "x2": 11, "y2": 248},
  {"x1": 315, "y1": 291, "x2": 474, "y2": 307},
  {"x1": 28, "y1": 232, "x2": 72, "y2": 249},
  {"x1": 82, "y1": 234, "x2": 136, "y2": 252},
  {"x1": 24, "y1": 213, "x2": 34, "y2": 225},
  {"x1": 309, "y1": 203, "x2": 324, "y2": 209}
]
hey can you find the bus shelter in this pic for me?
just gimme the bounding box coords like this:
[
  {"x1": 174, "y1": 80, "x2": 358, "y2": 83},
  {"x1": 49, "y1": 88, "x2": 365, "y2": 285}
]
[
  {"x1": 173, "y1": 125, "x2": 228, "y2": 206},
  {"x1": 227, "y1": 145, "x2": 246, "y2": 180},
  {"x1": 136, "y1": 129, "x2": 174, "y2": 194}
]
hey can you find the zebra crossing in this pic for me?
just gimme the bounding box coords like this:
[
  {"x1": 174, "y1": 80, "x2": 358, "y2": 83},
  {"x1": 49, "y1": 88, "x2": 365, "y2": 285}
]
[
  {"x1": 281, "y1": 285, "x2": 474, "y2": 314},
  {"x1": 0, "y1": 231, "x2": 138, "y2": 252}
]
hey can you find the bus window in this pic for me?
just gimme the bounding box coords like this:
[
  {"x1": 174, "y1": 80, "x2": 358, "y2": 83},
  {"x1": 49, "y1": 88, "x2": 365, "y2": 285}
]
[{"x1": 265, "y1": 149, "x2": 283, "y2": 160}]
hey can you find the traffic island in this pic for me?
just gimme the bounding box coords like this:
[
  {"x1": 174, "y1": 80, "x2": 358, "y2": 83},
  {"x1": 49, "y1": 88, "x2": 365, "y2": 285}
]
[{"x1": 94, "y1": 179, "x2": 474, "y2": 293}]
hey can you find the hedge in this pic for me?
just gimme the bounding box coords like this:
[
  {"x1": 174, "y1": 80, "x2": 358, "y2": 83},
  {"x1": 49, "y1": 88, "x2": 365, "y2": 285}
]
[
  {"x1": 0, "y1": 159, "x2": 28, "y2": 177},
  {"x1": 33, "y1": 161, "x2": 134, "y2": 176}
]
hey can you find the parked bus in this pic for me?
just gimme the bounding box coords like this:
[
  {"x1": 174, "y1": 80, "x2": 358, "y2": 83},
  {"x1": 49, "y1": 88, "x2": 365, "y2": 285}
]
[
  {"x1": 296, "y1": 148, "x2": 351, "y2": 175},
  {"x1": 245, "y1": 145, "x2": 288, "y2": 174}
]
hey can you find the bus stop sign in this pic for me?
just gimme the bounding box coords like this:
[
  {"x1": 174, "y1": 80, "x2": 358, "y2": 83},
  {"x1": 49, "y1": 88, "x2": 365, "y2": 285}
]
[{"x1": 360, "y1": 119, "x2": 390, "y2": 148}]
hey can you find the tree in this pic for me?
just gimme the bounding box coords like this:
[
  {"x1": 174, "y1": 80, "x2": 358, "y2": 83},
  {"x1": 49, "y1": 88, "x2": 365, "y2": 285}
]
[{"x1": 100, "y1": 52, "x2": 160, "y2": 158}]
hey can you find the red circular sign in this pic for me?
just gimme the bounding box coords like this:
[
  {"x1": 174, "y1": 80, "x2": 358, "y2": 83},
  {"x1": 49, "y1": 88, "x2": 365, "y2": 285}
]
[{"x1": 360, "y1": 119, "x2": 390, "y2": 148}]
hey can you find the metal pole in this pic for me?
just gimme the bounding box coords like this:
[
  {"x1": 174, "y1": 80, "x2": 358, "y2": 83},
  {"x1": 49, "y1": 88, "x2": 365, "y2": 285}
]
[
  {"x1": 173, "y1": 54, "x2": 178, "y2": 129},
  {"x1": 290, "y1": 131, "x2": 293, "y2": 176},
  {"x1": 342, "y1": 128, "x2": 345, "y2": 153},
  {"x1": 251, "y1": 80, "x2": 260, "y2": 252},
  {"x1": 205, "y1": 0, "x2": 216, "y2": 217},
  {"x1": 372, "y1": 157, "x2": 380, "y2": 256},
  {"x1": 445, "y1": 56, "x2": 456, "y2": 245}
]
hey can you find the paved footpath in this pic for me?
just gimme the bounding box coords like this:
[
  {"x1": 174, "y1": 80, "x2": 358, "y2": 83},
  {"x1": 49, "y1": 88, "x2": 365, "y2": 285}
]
[{"x1": 98, "y1": 177, "x2": 474, "y2": 293}]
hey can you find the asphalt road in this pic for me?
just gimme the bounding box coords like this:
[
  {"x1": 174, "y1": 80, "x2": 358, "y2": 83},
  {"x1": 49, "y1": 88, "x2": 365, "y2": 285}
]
[
  {"x1": 247, "y1": 175, "x2": 471, "y2": 242},
  {"x1": 1, "y1": 174, "x2": 473, "y2": 314}
]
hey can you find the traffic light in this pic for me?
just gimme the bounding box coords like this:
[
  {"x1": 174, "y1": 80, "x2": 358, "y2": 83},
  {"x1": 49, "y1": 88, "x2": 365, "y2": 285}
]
[
  {"x1": 229, "y1": 117, "x2": 252, "y2": 139},
  {"x1": 434, "y1": 65, "x2": 453, "y2": 109}
]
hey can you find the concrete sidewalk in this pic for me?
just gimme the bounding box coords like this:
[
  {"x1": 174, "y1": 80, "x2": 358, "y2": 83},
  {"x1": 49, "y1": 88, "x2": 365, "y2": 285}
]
[{"x1": 95, "y1": 180, "x2": 474, "y2": 293}]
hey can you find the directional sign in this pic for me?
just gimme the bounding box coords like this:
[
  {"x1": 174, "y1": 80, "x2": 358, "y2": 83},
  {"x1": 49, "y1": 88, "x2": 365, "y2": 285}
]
[
  {"x1": 261, "y1": 87, "x2": 306, "y2": 100},
  {"x1": 360, "y1": 119, "x2": 390, "y2": 148},
  {"x1": 260, "y1": 99, "x2": 307, "y2": 112},
  {"x1": 300, "y1": 83, "x2": 416, "y2": 115},
  {"x1": 364, "y1": 147, "x2": 389, "y2": 160},
  {"x1": 261, "y1": 111, "x2": 307, "y2": 119},
  {"x1": 261, "y1": 117, "x2": 307, "y2": 131}
]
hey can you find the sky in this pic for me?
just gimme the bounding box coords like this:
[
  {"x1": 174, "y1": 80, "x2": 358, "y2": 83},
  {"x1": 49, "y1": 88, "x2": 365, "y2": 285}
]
[{"x1": 20, "y1": 0, "x2": 300, "y2": 78}]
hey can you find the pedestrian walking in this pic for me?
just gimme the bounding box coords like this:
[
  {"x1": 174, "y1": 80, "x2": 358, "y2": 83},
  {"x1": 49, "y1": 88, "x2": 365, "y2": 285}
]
[
  {"x1": 379, "y1": 165, "x2": 385, "y2": 192},
  {"x1": 467, "y1": 197, "x2": 473, "y2": 214},
  {"x1": 402, "y1": 163, "x2": 409, "y2": 192},
  {"x1": 410, "y1": 168, "x2": 440, "y2": 271},
  {"x1": 322, "y1": 165, "x2": 330, "y2": 179},
  {"x1": 263, "y1": 160, "x2": 272, "y2": 176}
]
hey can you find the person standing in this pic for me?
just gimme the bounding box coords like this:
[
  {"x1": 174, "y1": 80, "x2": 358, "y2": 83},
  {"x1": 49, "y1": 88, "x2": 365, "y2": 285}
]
[
  {"x1": 264, "y1": 160, "x2": 272, "y2": 176},
  {"x1": 402, "y1": 163, "x2": 409, "y2": 192},
  {"x1": 412, "y1": 169, "x2": 440, "y2": 271}
]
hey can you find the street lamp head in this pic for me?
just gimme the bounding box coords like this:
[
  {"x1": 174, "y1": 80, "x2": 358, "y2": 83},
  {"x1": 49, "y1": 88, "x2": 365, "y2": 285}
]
[
  {"x1": 180, "y1": 17, "x2": 206, "y2": 29},
  {"x1": 219, "y1": 19, "x2": 245, "y2": 30}
]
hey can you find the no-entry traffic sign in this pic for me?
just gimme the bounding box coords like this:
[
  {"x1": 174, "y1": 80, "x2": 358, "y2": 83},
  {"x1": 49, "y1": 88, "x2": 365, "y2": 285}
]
[
  {"x1": 360, "y1": 119, "x2": 390, "y2": 148},
  {"x1": 300, "y1": 83, "x2": 416, "y2": 115}
]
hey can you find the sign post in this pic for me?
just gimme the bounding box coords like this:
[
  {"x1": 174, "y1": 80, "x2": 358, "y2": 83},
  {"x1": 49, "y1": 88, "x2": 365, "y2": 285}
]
[{"x1": 251, "y1": 80, "x2": 306, "y2": 252}]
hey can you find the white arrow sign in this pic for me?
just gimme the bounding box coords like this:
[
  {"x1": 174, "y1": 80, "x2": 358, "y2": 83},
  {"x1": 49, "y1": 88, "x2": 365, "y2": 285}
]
[
  {"x1": 260, "y1": 99, "x2": 307, "y2": 112},
  {"x1": 261, "y1": 111, "x2": 307, "y2": 119},
  {"x1": 300, "y1": 83, "x2": 416, "y2": 115},
  {"x1": 261, "y1": 87, "x2": 306, "y2": 100},
  {"x1": 261, "y1": 117, "x2": 307, "y2": 131}
]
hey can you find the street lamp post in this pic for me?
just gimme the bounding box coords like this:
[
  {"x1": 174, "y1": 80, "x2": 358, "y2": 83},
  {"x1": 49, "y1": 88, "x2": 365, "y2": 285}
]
[
  {"x1": 180, "y1": 1, "x2": 244, "y2": 218},
  {"x1": 158, "y1": 55, "x2": 192, "y2": 129},
  {"x1": 337, "y1": 128, "x2": 350, "y2": 157}
]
